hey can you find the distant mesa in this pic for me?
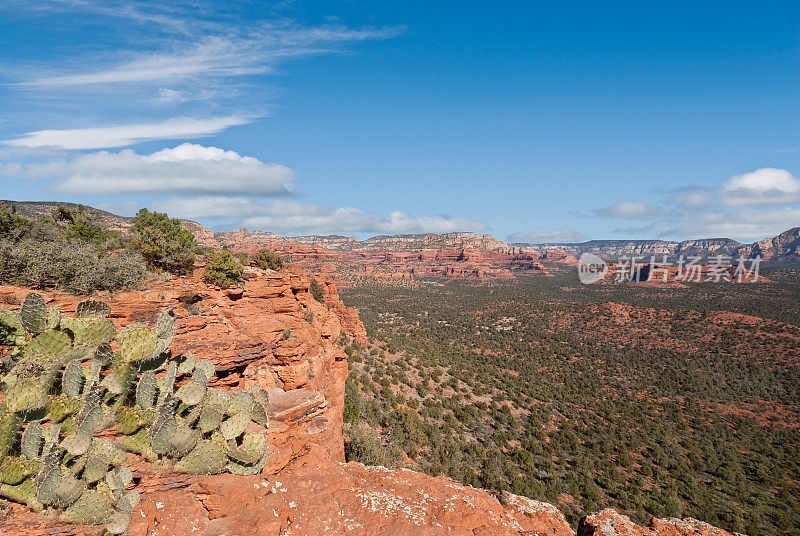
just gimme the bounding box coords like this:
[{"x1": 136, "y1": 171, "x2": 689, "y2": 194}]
[{"x1": 1, "y1": 201, "x2": 797, "y2": 287}]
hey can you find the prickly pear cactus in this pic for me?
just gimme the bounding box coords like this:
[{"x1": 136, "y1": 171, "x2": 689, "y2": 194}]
[{"x1": 0, "y1": 292, "x2": 271, "y2": 534}]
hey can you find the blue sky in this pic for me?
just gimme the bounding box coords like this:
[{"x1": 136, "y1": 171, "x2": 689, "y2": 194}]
[{"x1": 0, "y1": 1, "x2": 798, "y2": 243}]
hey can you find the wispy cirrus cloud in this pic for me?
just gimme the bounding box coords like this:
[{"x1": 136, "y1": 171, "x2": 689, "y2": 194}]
[
  {"x1": 0, "y1": 3, "x2": 404, "y2": 148},
  {"x1": 18, "y1": 25, "x2": 404, "y2": 88},
  {"x1": 4, "y1": 116, "x2": 251, "y2": 149},
  {"x1": 5, "y1": 1, "x2": 238, "y2": 35}
]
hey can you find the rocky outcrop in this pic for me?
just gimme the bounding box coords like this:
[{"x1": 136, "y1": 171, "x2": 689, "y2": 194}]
[
  {"x1": 291, "y1": 234, "x2": 361, "y2": 250},
  {"x1": 676, "y1": 238, "x2": 742, "y2": 257},
  {"x1": 750, "y1": 227, "x2": 800, "y2": 261},
  {"x1": 579, "y1": 509, "x2": 741, "y2": 536},
  {"x1": 290, "y1": 232, "x2": 511, "y2": 253},
  {"x1": 0, "y1": 268, "x2": 362, "y2": 463},
  {"x1": 122, "y1": 461, "x2": 577, "y2": 536}
]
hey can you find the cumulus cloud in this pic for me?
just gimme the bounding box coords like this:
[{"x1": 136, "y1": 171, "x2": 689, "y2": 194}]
[
  {"x1": 4, "y1": 116, "x2": 250, "y2": 149},
  {"x1": 720, "y1": 167, "x2": 800, "y2": 206},
  {"x1": 507, "y1": 227, "x2": 585, "y2": 244},
  {"x1": 596, "y1": 200, "x2": 661, "y2": 219},
  {"x1": 23, "y1": 143, "x2": 294, "y2": 195},
  {"x1": 593, "y1": 167, "x2": 800, "y2": 241},
  {"x1": 153, "y1": 196, "x2": 488, "y2": 235}
]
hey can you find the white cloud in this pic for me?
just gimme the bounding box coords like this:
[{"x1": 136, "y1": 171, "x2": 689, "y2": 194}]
[
  {"x1": 720, "y1": 167, "x2": 800, "y2": 206},
  {"x1": 11, "y1": 0, "x2": 197, "y2": 33},
  {"x1": 4, "y1": 116, "x2": 250, "y2": 149},
  {"x1": 152, "y1": 196, "x2": 263, "y2": 219},
  {"x1": 0, "y1": 8, "x2": 404, "y2": 153},
  {"x1": 667, "y1": 185, "x2": 715, "y2": 208},
  {"x1": 20, "y1": 26, "x2": 404, "y2": 88},
  {"x1": 621, "y1": 207, "x2": 800, "y2": 243},
  {"x1": 596, "y1": 200, "x2": 661, "y2": 219},
  {"x1": 593, "y1": 167, "x2": 799, "y2": 241},
  {"x1": 507, "y1": 227, "x2": 585, "y2": 244},
  {"x1": 22, "y1": 143, "x2": 294, "y2": 195},
  {"x1": 153, "y1": 196, "x2": 488, "y2": 235}
]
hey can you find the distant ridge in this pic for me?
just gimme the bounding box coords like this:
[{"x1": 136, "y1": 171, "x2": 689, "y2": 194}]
[{"x1": 1, "y1": 200, "x2": 798, "y2": 263}]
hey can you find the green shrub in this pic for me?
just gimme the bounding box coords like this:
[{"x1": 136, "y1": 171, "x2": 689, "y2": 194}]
[
  {"x1": 54, "y1": 206, "x2": 120, "y2": 247},
  {"x1": 128, "y1": 209, "x2": 195, "y2": 275},
  {"x1": 252, "y1": 249, "x2": 284, "y2": 271},
  {"x1": 310, "y1": 278, "x2": 325, "y2": 303},
  {"x1": 0, "y1": 239, "x2": 146, "y2": 295},
  {"x1": 203, "y1": 249, "x2": 243, "y2": 287},
  {"x1": 344, "y1": 424, "x2": 402, "y2": 468},
  {"x1": 0, "y1": 210, "x2": 31, "y2": 241}
]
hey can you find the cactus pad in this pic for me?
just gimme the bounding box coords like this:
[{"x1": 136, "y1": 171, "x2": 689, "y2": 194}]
[
  {"x1": 61, "y1": 432, "x2": 92, "y2": 456},
  {"x1": 226, "y1": 432, "x2": 268, "y2": 465},
  {"x1": 118, "y1": 324, "x2": 158, "y2": 363},
  {"x1": 76, "y1": 396, "x2": 103, "y2": 436},
  {"x1": 175, "y1": 378, "x2": 206, "y2": 406},
  {"x1": 46, "y1": 306, "x2": 61, "y2": 330},
  {"x1": 220, "y1": 411, "x2": 250, "y2": 440},
  {"x1": 21, "y1": 421, "x2": 43, "y2": 459},
  {"x1": 114, "y1": 407, "x2": 143, "y2": 435},
  {"x1": 165, "y1": 424, "x2": 199, "y2": 457},
  {"x1": 0, "y1": 477, "x2": 38, "y2": 508},
  {"x1": 20, "y1": 292, "x2": 47, "y2": 335},
  {"x1": 156, "y1": 309, "x2": 175, "y2": 340},
  {"x1": 35, "y1": 448, "x2": 63, "y2": 505},
  {"x1": 197, "y1": 404, "x2": 224, "y2": 434},
  {"x1": 26, "y1": 329, "x2": 72, "y2": 359},
  {"x1": 62, "y1": 360, "x2": 84, "y2": 398},
  {"x1": 157, "y1": 361, "x2": 177, "y2": 405},
  {"x1": 177, "y1": 355, "x2": 196, "y2": 375},
  {"x1": 226, "y1": 390, "x2": 253, "y2": 416},
  {"x1": 175, "y1": 440, "x2": 227, "y2": 474},
  {"x1": 61, "y1": 490, "x2": 113, "y2": 525},
  {"x1": 0, "y1": 457, "x2": 27, "y2": 485},
  {"x1": 51, "y1": 474, "x2": 84, "y2": 508},
  {"x1": 100, "y1": 363, "x2": 133, "y2": 395},
  {"x1": 0, "y1": 412, "x2": 22, "y2": 457},
  {"x1": 0, "y1": 310, "x2": 25, "y2": 345},
  {"x1": 194, "y1": 359, "x2": 215, "y2": 382},
  {"x1": 228, "y1": 445, "x2": 270, "y2": 476},
  {"x1": 6, "y1": 377, "x2": 45, "y2": 413},
  {"x1": 74, "y1": 319, "x2": 116, "y2": 347},
  {"x1": 75, "y1": 300, "x2": 111, "y2": 319},
  {"x1": 135, "y1": 371, "x2": 158, "y2": 409}
]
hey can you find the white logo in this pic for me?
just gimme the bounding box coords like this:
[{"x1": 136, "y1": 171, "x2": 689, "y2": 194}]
[{"x1": 578, "y1": 253, "x2": 608, "y2": 284}]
